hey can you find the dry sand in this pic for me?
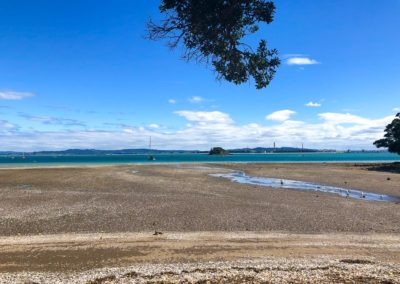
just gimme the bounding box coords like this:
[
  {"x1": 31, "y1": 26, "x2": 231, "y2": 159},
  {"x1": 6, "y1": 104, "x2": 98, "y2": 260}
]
[
  {"x1": 0, "y1": 163, "x2": 399, "y2": 283},
  {"x1": 0, "y1": 232, "x2": 399, "y2": 283}
]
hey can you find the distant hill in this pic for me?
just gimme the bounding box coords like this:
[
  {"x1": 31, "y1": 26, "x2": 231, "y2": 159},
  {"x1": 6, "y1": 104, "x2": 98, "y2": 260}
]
[
  {"x1": 29, "y1": 149, "x2": 202, "y2": 155},
  {"x1": 0, "y1": 151, "x2": 20, "y2": 155},
  {"x1": 229, "y1": 147, "x2": 319, "y2": 153},
  {"x1": 0, "y1": 147, "x2": 336, "y2": 156}
]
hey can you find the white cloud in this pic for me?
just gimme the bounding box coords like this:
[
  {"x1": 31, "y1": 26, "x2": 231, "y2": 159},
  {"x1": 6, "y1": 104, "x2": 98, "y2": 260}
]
[
  {"x1": 0, "y1": 111, "x2": 396, "y2": 151},
  {"x1": 148, "y1": 123, "x2": 160, "y2": 129},
  {"x1": 266, "y1": 110, "x2": 296, "y2": 122},
  {"x1": 175, "y1": 110, "x2": 234, "y2": 124},
  {"x1": 168, "y1": 99, "x2": 176, "y2": 104},
  {"x1": 393, "y1": 107, "x2": 400, "y2": 112},
  {"x1": 188, "y1": 96, "x2": 204, "y2": 103},
  {"x1": 305, "y1": 101, "x2": 321, "y2": 107},
  {"x1": 286, "y1": 57, "x2": 319, "y2": 66},
  {"x1": 122, "y1": 128, "x2": 134, "y2": 134},
  {"x1": 318, "y1": 112, "x2": 372, "y2": 125},
  {"x1": 0, "y1": 91, "x2": 34, "y2": 100}
]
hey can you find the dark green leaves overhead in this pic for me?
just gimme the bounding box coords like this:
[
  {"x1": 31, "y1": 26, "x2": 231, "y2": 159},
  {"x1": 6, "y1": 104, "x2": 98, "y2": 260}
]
[{"x1": 147, "y1": 0, "x2": 280, "y2": 89}]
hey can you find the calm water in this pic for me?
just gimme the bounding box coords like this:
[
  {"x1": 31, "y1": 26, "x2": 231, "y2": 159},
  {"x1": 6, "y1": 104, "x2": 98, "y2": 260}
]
[
  {"x1": 0, "y1": 152, "x2": 399, "y2": 167},
  {"x1": 210, "y1": 171, "x2": 400, "y2": 203}
]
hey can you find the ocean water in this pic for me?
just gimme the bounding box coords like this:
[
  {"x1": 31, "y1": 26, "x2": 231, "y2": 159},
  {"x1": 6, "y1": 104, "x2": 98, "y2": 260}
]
[{"x1": 0, "y1": 152, "x2": 399, "y2": 167}]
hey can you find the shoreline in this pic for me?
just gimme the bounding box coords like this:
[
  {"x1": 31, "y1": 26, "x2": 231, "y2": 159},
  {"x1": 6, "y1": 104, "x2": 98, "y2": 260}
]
[{"x1": 0, "y1": 160, "x2": 399, "y2": 170}]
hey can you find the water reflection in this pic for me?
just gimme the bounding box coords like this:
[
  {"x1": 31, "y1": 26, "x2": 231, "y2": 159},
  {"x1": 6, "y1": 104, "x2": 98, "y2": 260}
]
[{"x1": 211, "y1": 171, "x2": 400, "y2": 203}]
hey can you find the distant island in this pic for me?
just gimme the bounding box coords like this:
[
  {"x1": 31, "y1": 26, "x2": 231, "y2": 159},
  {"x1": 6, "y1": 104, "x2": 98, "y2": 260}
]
[{"x1": 209, "y1": 147, "x2": 229, "y2": 155}]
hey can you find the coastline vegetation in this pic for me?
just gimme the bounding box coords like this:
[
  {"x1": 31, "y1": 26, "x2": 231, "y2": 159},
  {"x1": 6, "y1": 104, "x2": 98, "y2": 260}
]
[{"x1": 209, "y1": 147, "x2": 230, "y2": 155}]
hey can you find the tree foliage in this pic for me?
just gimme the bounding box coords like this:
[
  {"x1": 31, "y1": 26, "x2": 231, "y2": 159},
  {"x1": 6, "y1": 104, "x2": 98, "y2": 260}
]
[
  {"x1": 147, "y1": 0, "x2": 280, "y2": 89},
  {"x1": 209, "y1": 147, "x2": 229, "y2": 155},
  {"x1": 374, "y1": 113, "x2": 400, "y2": 155}
]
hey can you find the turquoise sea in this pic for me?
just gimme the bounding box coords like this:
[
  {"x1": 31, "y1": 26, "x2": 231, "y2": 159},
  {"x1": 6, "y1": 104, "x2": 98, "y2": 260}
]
[{"x1": 0, "y1": 152, "x2": 399, "y2": 167}]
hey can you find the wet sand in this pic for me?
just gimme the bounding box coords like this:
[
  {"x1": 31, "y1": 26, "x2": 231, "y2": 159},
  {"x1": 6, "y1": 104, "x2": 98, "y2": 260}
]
[
  {"x1": 0, "y1": 163, "x2": 399, "y2": 235},
  {"x1": 0, "y1": 163, "x2": 399, "y2": 282}
]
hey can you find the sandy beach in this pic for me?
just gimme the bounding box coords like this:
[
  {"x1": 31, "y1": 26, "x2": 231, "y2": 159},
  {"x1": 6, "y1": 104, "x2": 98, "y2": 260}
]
[
  {"x1": 0, "y1": 163, "x2": 399, "y2": 282},
  {"x1": 1, "y1": 232, "x2": 399, "y2": 283}
]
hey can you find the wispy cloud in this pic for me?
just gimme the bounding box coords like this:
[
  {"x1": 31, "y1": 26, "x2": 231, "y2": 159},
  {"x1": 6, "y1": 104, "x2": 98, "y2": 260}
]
[
  {"x1": 19, "y1": 113, "x2": 86, "y2": 127},
  {"x1": 103, "y1": 122, "x2": 132, "y2": 128},
  {"x1": 266, "y1": 110, "x2": 296, "y2": 122},
  {"x1": 45, "y1": 105, "x2": 83, "y2": 113},
  {"x1": 305, "y1": 101, "x2": 321, "y2": 107},
  {"x1": 175, "y1": 110, "x2": 233, "y2": 124},
  {"x1": 188, "y1": 96, "x2": 204, "y2": 104},
  {"x1": 0, "y1": 91, "x2": 35, "y2": 100},
  {"x1": 148, "y1": 123, "x2": 160, "y2": 129},
  {"x1": 318, "y1": 112, "x2": 371, "y2": 125},
  {"x1": 0, "y1": 119, "x2": 17, "y2": 131},
  {"x1": 393, "y1": 107, "x2": 400, "y2": 112},
  {"x1": 285, "y1": 56, "x2": 320, "y2": 66},
  {"x1": 168, "y1": 99, "x2": 176, "y2": 104},
  {"x1": 282, "y1": 54, "x2": 305, "y2": 59}
]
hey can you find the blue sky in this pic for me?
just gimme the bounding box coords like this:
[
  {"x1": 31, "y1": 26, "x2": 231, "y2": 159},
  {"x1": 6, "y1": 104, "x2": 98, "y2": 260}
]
[{"x1": 0, "y1": 0, "x2": 399, "y2": 151}]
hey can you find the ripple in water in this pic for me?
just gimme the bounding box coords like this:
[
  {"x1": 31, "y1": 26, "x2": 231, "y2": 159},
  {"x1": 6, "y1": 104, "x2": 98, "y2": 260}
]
[{"x1": 210, "y1": 171, "x2": 400, "y2": 203}]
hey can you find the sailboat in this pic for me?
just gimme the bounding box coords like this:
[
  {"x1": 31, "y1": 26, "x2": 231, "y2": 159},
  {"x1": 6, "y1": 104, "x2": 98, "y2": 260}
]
[
  {"x1": 148, "y1": 136, "x2": 156, "y2": 161},
  {"x1": 268, "y1": 142, "x2": 276, "y2": 154}
]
